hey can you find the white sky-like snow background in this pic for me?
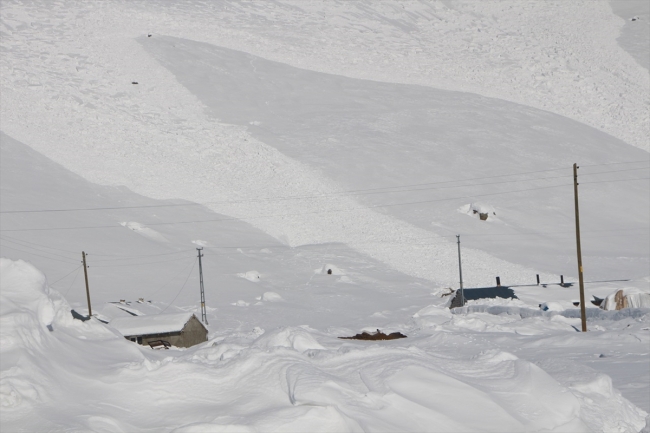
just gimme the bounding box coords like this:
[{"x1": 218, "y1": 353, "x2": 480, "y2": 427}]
[{"x1": 1, "y1": 1, "x2": 649, "y2": 432}]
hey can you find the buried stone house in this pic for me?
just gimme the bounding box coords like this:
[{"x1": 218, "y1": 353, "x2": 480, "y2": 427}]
[{"x1": 110, "y1": 312, "x2": 208, "y2": 348}]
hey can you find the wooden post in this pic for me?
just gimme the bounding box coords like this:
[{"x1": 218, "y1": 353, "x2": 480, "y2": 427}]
[
  {"x1": 573, "y1": 163, "x2": 587, "y2": 332},
  {"x1": 496, "y1": 276, "x2": 501, "y2": 287},
  {"x1": 82, "y1": 251, "x2": 92, "y2": 318},
  {"x1": 536, "y1": 274, "x2": 540, "y2": 285},
  {"x1": 456, "y1": 235, "x2": 464, "y2": 307}
]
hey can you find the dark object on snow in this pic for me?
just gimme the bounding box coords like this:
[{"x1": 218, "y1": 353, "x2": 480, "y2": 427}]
[
  {"x1": 148, "y1": 340, "x2": 171, "y2": 349},
  {"x1": 148, "y1": 33, "x2": 152, "y2": 37},
  {"x1": 573, "y1": 301, "x2": 580, "y2": 307},
  {"x1": 327, "y1": 269, "x2": 332, "y2": 275},
  {"x1": 71, "y1": 309, "x2": 90, "y2": 321},
  {"x1": 132, "y1": 81, "x2": 138, "y2": 84},
  {"x1": 479, "y1": 212, "x2": 488, "y2": 221},
  {"x1": 591, "y1": 296, "x2": 604, "y2": 307},
  {"x1": 449, "y1": 286, "x2": 518, "y2": 309},
  {"x1": 339, "y1": 329, "x2": 407, "y2": 341}
]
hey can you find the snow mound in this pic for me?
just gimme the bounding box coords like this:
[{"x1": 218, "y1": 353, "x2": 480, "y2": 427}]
[
  {"x1": 237, "y1": 271, "x2": 261, "y2": 282},
  {"x1": 254, "y1": 327, "x2": 325, "y2": 353},
  {"x1": 316, "y1": 264, "x2": 344, "y2": 275},
  {"x1": 458, "y1": 202, "x2": 497, "y2": 221},
  {"x1": 540, "y1": 301, "x2": 566, "y2": 312},
  {"x1": 120, "y1": 221, "x2": 168, "y2": 243},
  {"x1": 172, "y1": 423, "x2": 256, "y2": 433},
  {"x1": 260, "y1": 292, "x2": 283, "y2": 302},
  {"x1": 413, "y1": 305, "x2": 450, "y2": 318}
]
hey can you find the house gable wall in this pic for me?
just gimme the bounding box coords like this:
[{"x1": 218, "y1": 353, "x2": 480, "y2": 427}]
[{"x1": 178, "y1": 315, "x2": 208, "y2": 348}]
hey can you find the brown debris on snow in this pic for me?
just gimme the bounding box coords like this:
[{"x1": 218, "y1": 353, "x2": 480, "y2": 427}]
[{"x1": 339, "y1": 329, "x2": 407, "y2": 341}]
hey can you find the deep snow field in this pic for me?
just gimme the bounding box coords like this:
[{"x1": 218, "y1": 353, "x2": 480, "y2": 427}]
[{"x1": 1, "y1": 1, "x2": 649, "y2": 432}]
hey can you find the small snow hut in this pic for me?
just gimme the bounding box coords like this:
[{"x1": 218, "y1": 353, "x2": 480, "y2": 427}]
[{"x1": 110, "y1": 312, "x2": 207, "y2": 348}]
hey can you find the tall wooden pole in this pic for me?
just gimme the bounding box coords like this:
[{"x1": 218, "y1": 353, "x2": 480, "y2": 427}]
[
  {"x1": 456, "y1": 235, "x2": 465, "y2": 307},
  {"x1": 573, "y1": 164, "x2": 587, "y2": 332},
  {"x1": 82, "y1": 251, "x2": 92, "y2": 318}
]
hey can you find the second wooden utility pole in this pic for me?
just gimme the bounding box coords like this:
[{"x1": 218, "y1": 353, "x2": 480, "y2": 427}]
[
  {"x1": 456, "y1": 235, "x2": 465, "y2": 307},
  {"x1": 573, "y1": 163, "x2": 587, "y2": 332},
  {"x1": 82, "y1": 251, "x2": 92, "y2": 319}
]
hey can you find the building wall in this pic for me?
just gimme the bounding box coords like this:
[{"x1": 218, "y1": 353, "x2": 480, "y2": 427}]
[
  {"x1": 126, "y1": 316, "x2": 208, "y2": 348},
  {"x1": 178, "y1": 315, "x2": 208, "y2": 348}
]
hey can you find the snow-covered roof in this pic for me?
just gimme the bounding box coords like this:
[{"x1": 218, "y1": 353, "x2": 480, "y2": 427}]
[
  {"x1": 109, "y1": 312, "x2": 199, "y2": 336},
  {"x1": 97, "y1": 301, "x2": 185, "y2": 322}
]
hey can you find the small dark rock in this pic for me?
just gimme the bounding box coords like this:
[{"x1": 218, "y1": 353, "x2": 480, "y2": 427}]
[{"x1": 132, "y1": 81, "x2": 138, "y2": 85}]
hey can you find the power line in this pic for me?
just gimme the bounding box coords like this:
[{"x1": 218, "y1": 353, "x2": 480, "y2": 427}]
[
  {"x1": 581, "y1": 159, "x2": 649, "y2": 168},
  {"x1": 0, "y1": 235, "x2": 81, "y2": 258},
  {"x1": 148, "y1": 257, "x2": 198, "y2": 299},
  {"x1": 61, "y1": 266, "x2": 83, "y2": 298},
  {"x1": 89, "y1": 249, "x2": 197, "y2": 262},
  {"x1": 581, "y1": 177, "x2": 650, "y2": 185},
  {"x1": 0, "y1": 236, "x2": 199, "y2": 262},
  {"x1": 91, "y1": 255, "x2": 197, "y2": 268},
  {"x1": 49, "y1": 264, "x2": 83, "y2": 286},
  {"x1": 5, "y1": 160, "x2": 648, "y2": 217},
  {"x1": 1, "y1": 174, "x2": 646, "y2": 235},
  {"x1": 0, "y1": 243, "x2": 80, "y2": 264},
  {"x1": 0, "y1": 181, "x2": 574, "y2": 233},
  {"x1": 4, "y1": 162, "x2": 647, "y2": 215},
  {"x1": 160, "y1": 258, "x2": 197, "y2": 313},
  {"x1": 580, "y1": 167, "x2": 649, "y2": 177}
]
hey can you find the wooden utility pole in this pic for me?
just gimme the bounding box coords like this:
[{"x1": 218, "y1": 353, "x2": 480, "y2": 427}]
[
  {"x1": 573, "y1": 164, "x2": 587, "y2": 332},
  {"x1": 197, "y1": 248, "x2": 208, "y2": 325},
  {"x1": 82, "y1": 251, "x2": 92, "y2": 319},
  {"x1": 456, "y1": 235, "x2": 465, "y2": 307}
]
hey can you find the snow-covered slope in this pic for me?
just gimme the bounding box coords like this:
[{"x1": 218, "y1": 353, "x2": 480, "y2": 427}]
[
  {"x1": 1, "y1": 0, "x2": 649, "y2": 431},
  {"x1": 2, "y1": 0, "x2": 647, "y2": 150},
  {"x1": 2, "y1": 258, "x2": 648, "y2": 432}
]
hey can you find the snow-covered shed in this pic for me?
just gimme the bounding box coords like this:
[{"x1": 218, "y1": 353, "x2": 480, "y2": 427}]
[
  {"x1": 449, "y1": 286, "x2": 518, "y2": 308},
  {"x1": 110, "y1": 312, "x2": 208, "y2": 348},
  {"x1": 600, "y1": 288, "x2": 650, "y2": 311}
]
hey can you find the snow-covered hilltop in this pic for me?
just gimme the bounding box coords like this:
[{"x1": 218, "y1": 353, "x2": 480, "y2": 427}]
[
  {"x1": 1, "y1": 0, "x2": 648, "y2": 152},
  {"x1": 1, "y1": 1, "x2": 649, "y2": 431}
]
